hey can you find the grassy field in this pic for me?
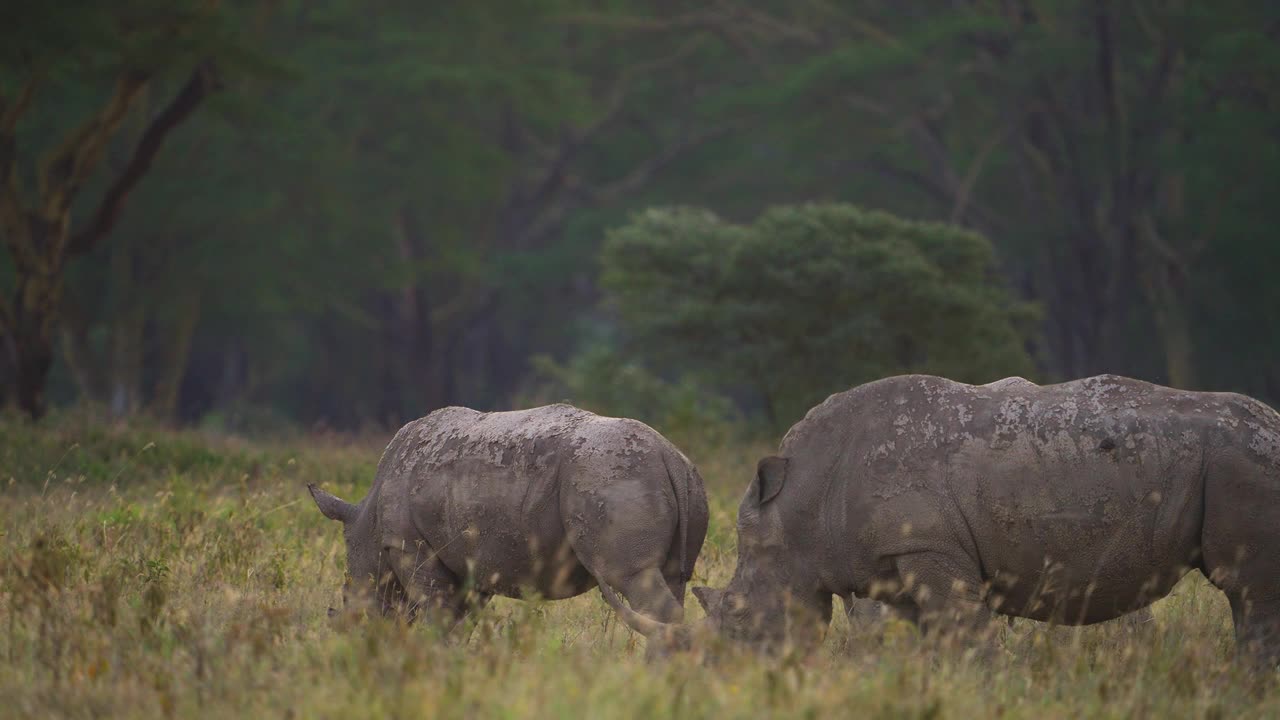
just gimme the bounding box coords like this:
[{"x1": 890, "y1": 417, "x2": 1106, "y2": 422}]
[{"x1": 1, "y1": 414, "x2": 1276, "y2": 719}]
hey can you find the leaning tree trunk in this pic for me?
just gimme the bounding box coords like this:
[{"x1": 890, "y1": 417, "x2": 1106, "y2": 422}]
[
  {"x1": 60, "y1": 292, "x2": 107, "y2": 405},
  {"x1": 1137, "y1": 210, "x2": 1198, "y2": 390},
  {"x1": 107, "y1": 241, "x2": 147, "y2": 418},
  {"x1": 150, "y1": 286, "x2": 201, "y2": 421},
  {"x1": 1140, "y1": 263, "x2": 1197, "y2": 390}
]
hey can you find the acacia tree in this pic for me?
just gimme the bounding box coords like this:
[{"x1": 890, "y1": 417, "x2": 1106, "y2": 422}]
[
  {"x1": 601, "y1": 203, "x2": 1038, "y2": 427},
  {"x1": 0, "y1": 3, "x2": 251, "y2": 418}
]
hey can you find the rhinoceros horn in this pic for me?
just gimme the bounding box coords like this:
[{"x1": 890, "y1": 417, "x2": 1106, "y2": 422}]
[{"x1": 308, "y1": 484, "x2": 358, "y2": 524}]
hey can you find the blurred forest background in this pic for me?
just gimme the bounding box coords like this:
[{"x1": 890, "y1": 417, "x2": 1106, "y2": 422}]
[{"x1": 2, "y1": 1, "x2": 1278, "y2": 437}]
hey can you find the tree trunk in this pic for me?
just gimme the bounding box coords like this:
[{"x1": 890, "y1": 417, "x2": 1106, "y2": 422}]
[
  {"x1": 1141, "y1": 265, "x2": 1197, "y2": 389},
  {"x1": 1136, "y1": 205, "x2": 1197, "y2": 389},
  {"x1": 59, "y1": 296, "x2": 106, "y2": 405},
  {"x1": 108, "y1": 243, "x2": 146, "y2": 418},
  {"x1": 4, "y1": 218, "x2": 65, "y2": 420},
  {"x1": 11, "y1": 327, "x2": 54, "y2": 420},
  {"x1": 0, "y1": 331, "x2": 10, "y2": 409},
  {"x1": 9, "y1": 301, "x2": 58, "y2": 421},
  {"x1": 1158, "y1": 305, "x2": 1196, "y2": 390},
  {"x1": 150, "y1": 286, "x2": 201, "y2": 421}
]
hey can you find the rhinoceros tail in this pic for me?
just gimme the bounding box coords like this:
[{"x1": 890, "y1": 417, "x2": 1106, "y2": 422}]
[{"x1": 661, "y1": 448, "x2": 692, "y2": 583}]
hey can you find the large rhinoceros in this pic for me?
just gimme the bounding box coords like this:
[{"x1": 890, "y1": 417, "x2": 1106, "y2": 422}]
[
  {"x1": 308, "y1": 403, "x2": 708, "y2": 650},
  {"x1": 689, "y1": 374, "x2": 1280, "y2": 664}
]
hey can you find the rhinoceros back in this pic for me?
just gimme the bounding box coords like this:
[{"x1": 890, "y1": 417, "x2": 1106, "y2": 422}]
[{"x1": 373, "y1": 404, "x2": 594, "y2": 553}]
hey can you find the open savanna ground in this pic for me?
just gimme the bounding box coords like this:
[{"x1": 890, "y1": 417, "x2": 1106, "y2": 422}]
[{"x1": 1, "y1": 416, "x2": 1277, "y2": 719}]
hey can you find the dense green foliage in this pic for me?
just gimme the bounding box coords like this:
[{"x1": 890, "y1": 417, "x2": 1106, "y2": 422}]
[
  {"x1": 3, "y1": 419, "x2": 1278, "y2": 718},
  {"x1": 2, "y1": 1, "x2": 1278, "y2": 430},
  {"x1": 600, "y1": 204, "x2": 1037, "y2": 425},
  {"x1": 524, "y1": 344, "x2": 741, "y2": 447}
]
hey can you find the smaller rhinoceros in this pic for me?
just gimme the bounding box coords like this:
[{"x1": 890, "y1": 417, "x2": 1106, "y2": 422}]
[
  {"x1": 694, "y1": 374, "x2": 1280, "y2": 665},
  {"x1": 308, "y1": 404, "x2": 708, "y2": 650}
]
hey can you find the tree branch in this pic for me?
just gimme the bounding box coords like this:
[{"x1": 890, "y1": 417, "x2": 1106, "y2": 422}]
[
  {"x1": 909, "y1": 116, "x2": 961, "y2": 197},
  {"x1": 553, "y1": 11, "x2": 720, "y2": 33},
  {"x1": 38, "y1": 71, "x2": 151, "y2": 217},
  {"x1": 1136, "y1": 212, "x2": 1187, "y2": 280},
  {"x1": 584, "y1": 119, "x2": 742, "y2": 206},
  {"x1": 950, "y1": 128, "x2": 1006, "y2": 223},
  {"x1": 842, "y1": 92, "x2": 891, "y2": 116},
  {"x1": 0, "y1": 69, "x2": 42, "y2": 132},
  {"x1": 583, "y1": 36, "x2": 705, "y2": 145},
  {"x1": 854, "y1": 156, "x2": 1010, "y2": 234},
  {"x1": 504, "y1": 37, "x2": 708, "y2": 243},
  {"x1": 0, "y1": 281, "x2": 12, "y2": 331},
  {"x1": 68, "y1": 61, "x2": 221, "y2": 256},
  {"x1": 1, "y1": 69, "x2": 44, "y2": 199},
  {"x1": 517, "y1": 118, "x2": 745, "y2": 251}
]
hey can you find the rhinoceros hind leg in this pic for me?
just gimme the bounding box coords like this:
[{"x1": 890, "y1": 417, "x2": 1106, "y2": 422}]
[
  {"x1": 600, "y1": 567, "x2": 684, "y2": 626},
  {"x1": 597, "y1": 567, "x2": 686, "y2": 660},
  {"x1": 562, "y1": 486, "x2": 686, "y2": 630},
  {"x1": 661, "y1": 552, "x2": 691, "y2": 609}
]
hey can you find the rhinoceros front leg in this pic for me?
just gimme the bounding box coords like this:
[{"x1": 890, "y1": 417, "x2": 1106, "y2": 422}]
[
  {"x1": 893, "y1": 551, "x2": 993, "y2": 640},
  {"x1": 385, "y1": 544, "x2": 474, "y2": 629},
  {"x1": 841, "y1": 594, "x2": 919, "y2": 629},
  {"x1": 1226, "y1": 594, "x2": 1280, "y2": 668}
]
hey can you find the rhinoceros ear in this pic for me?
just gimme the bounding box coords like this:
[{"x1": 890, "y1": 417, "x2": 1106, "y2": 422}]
[
  {"x1": 309, "y1": 484, "x2": 357, "y2": 524},
  {"x1": 754, "y1": 456, "x2": 788, "y2": 506},
  {"x1": 692, "y1": 586, "x2": 724, "y2": 616}
]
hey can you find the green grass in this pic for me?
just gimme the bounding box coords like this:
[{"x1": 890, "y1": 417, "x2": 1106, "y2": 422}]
[{"x1": 0, "y1": 415, "x2": 1276, "y2": 718}]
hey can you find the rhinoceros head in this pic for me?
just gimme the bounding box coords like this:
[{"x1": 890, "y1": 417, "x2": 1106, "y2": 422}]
[
  {"x1": 308, "y1": 484, "x2": 388, "y2": 616},
  {"x1": 693, "y1": 455, "x2": 829, "y2": 653}
]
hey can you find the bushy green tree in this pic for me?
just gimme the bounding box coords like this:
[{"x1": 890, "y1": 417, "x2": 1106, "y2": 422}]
[{"x1": 600, "y1": 203, "x2": 1038, "y2": 427}]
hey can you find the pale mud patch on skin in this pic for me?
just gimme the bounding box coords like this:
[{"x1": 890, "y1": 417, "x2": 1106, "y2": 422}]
[
  {"x1": 991, "y1": 395, "x2": 1032, "y2": 448},
  {"x1": 1245, "y1": 421, "x2": 1280, "y2": 464},
  {"x1": 865, "y1": 440, "x2": 897, "y2": 463},
  {"x1": 981, "y1": 376, "x2": 1037, "y2": 392},
  {"x1": 893, "y1": 414, "x2": 911, "y2": 435},
  {"x1": 918, "y1": 376, "x2": 965, "y2": 403},
  {"x1": 1078, "y1": 374, "x2": 1131, "y2": 416}
]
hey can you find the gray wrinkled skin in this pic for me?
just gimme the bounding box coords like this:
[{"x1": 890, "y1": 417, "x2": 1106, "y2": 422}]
[
  {"x1": 309, "y1": 404, "x2": 708, "y2": 647},
  {"x1": 695, "y1": 374, "x2": 1280, "y2": 664}
]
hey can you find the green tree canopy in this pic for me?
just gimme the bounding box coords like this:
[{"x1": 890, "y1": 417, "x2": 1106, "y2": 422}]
[{"x1": 600, "y1": 203, "x2": 1038, "y2": 426}]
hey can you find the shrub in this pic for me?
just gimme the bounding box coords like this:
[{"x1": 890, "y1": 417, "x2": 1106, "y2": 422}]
[{"x1": 600, "y1": 203, "x2": 1039, "y2": 427}]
